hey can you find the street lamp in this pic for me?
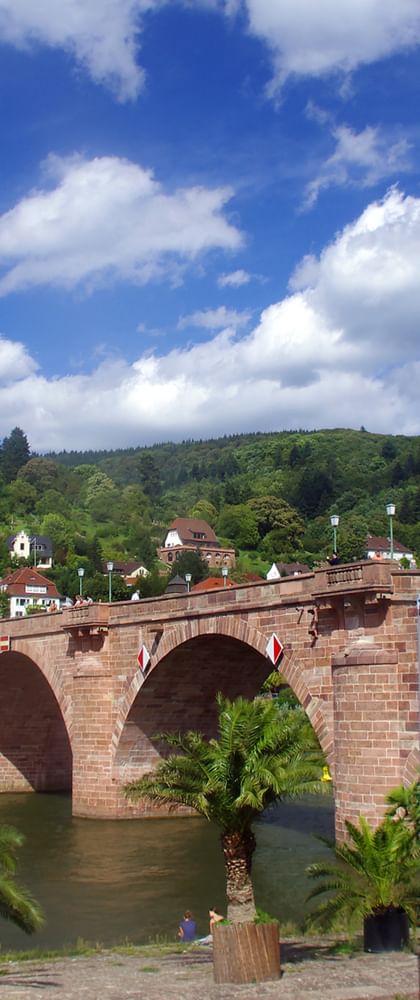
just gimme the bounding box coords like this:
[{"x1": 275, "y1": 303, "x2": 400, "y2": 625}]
[
  {"x1": 386, "y1": 503, "x2": 396, "y2": 560},
  {"x1": 107, "y1": 561, "x2": 114, "y2": 602},
  {"x1": 222, "y1": 566, "x2": 228, "y2": 588},
  {"x1": 330, "y1": 514, "x2": 339, "y2": 554},
  {"x1": 77, "y1": 567, "x2": 85, "y2": 596},
  {"x1": 185, "y1": 573, "x2": 192, "y2": 593}
]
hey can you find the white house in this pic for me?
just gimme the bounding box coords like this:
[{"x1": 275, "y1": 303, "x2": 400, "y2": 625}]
[
  {"x1": 365, "y1": 535, "x2": 415, "y2": 566},
  {"x1": 0, "y1": 567, "x2": 60, "y2": 617},
  {"x1": 157, "y1": 517, "x2": 235, "y2": 569},
  {"x1": 266, "y1": 561, "x2": 311, "y2": 580},
  {"x1": 6, "y1": 531, "x2": 53, "y2": 568}
]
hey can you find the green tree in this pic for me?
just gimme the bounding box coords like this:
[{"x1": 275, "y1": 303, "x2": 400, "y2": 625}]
[
  {"x1": 84, "y1": 470, "x2": 120, "y2": 521},
  {"x1": 0, "y1": 824, "x2": 44, "y2": 934},
  {"x1": 189, "y1": 499, "x2": 218, "y2": 526},
  {"x1": 6, "y1": 479, "x2": 37, "y2": 517},
  {"x1": 139, "y1": 455, "x2": 161, "y2": 500},
  {"x1": 218, "y1": 504, "x2": 259, "y2": 549},
  {"x1": 247, "y1": 496, "x2": 304, "y2": 545},
  {"x1": 0, "y1": 591, "x2": 10, "y2": 618},
  {"x1": 40, "y1": 513, "x2": 73, "y2": 563},
  {"x1": 126, "y1": 694, "x2": 324, "y2": 923},
  {"x1": 17, "y1": 457, "x2": 59, "y2": 491},
  {"x1": 169, "y1": 549, "x2": 209, "y2": 584},
  {"x1": 0, "y1": 428, "x2": 30, "y2": 483},
  {"x1": 306, "y1": 815, "x2": 420, "y2": 942}
]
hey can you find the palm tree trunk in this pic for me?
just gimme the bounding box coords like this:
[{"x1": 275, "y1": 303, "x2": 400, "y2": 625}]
[{"x1": 221, "y1": 829, "x2": 257, "y2": 923}]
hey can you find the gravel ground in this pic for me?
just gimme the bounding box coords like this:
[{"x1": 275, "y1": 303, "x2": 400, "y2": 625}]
[{"x1": 0, "y1": 941, "x2": 418, "y2": 1000}]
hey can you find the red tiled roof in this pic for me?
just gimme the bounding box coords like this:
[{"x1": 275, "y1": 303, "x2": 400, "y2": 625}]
[
  {"x1": 191, "y1": 576, "x2": 235, "y2": 591},
  {"x1": 366, "y1": 535, "x2": 411, "y2": 554},
  {"x1": 0, "y1": 566, "x2": 59, "y2": 597},
  {"x1": 167, "y1": 518, "x2": 219, "y2": 545}
]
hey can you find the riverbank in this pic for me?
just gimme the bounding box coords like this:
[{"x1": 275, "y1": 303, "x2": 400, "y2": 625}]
[{"x1": 0, "y1": 939, "x2": 418, "y2": 999}]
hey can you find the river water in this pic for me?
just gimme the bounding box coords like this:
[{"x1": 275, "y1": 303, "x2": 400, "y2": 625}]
[{"x1": 0, "y1": 792, "x2": 334, "y2": 950}]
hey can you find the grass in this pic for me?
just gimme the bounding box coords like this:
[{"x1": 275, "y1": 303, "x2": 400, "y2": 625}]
[
  {"x1": 0, "y1": 938, "x2": 103, "y2": 964},
  {"x1": 0, "y1": 937, "x2": 200, "y2": 967}
]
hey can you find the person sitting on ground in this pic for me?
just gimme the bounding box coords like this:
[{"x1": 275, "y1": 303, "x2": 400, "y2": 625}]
[
  {"x1": 197, "y1": 907, "x2": 225, "y2": 944},
  {"x1": 178, "y1": 910, "x2": 196, "y2": 941}
]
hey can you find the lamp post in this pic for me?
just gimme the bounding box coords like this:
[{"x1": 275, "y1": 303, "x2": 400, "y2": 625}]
[
  {"x1": 185, "y1": 573, "x2": 192, "y2": 593},
  {"x1": 386, "y1": 503, "x2": 396, "y2": 560},
  {"x1": 330, "y1": 514, "x2": 339, "y2": 554},
  {"x1": 107, "y1": 561, "x2": 113, "y2": 602},
  {"x1": 77, "y1": 567, "x2": 85, "y2": 596},
  {"x1": 222, "y1": 566, "x2": 228, "y2": 588}
]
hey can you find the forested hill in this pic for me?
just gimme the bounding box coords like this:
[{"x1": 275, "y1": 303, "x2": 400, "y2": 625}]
[
  {"x1": 49, "y1": 427, "x2": 420, "y2": 560},
  {"x1": 0, "y1": 426, "x2": 419, "y2": 599}
]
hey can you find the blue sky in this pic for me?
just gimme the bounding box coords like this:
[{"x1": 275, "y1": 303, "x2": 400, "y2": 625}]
[{"x1": 0, "y1": 0, "x2": 420, "y2": 451}]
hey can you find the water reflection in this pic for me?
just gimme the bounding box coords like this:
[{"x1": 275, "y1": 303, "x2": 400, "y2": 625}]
[{"x1": 0, "y1": 792, "x2": 333, "y2": 951}]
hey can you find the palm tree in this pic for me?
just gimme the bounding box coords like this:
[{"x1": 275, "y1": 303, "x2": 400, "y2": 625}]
[
  {"x1": 0, "y1": 825, "x2": 45, "y2": 934},
  {"x1": 126, "y1": 693, "x2": 325, "y2": 923},
  {"x1": 306, "y1": 815, "x2": 420, "y2": 949}
]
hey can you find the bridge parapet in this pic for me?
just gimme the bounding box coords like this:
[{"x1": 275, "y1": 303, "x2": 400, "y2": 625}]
[
  {"x1": 312, "y1": 560, "x2": 394, "y2": 599},
  {"x1": 61, "y1": 603, "x2": 110, "y2": 636}
]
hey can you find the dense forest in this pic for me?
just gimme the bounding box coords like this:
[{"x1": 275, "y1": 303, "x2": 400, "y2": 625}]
[{"x1": 0, "y1": 425, "x2": 419, "y2": 600}]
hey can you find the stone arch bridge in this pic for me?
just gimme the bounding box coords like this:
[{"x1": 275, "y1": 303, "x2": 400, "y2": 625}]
[{"x1": 0, "y1": 561, "x2": 419, "y2": 837}]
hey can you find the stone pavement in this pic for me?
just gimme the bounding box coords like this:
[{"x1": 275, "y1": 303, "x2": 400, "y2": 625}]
[{"x1": 0, "y1": 941, "x2": 418, "y2": 1000}]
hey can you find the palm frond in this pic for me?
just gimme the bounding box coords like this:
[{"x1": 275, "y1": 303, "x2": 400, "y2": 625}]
[{"x1": 0, "y1": 876, "x2": 45, "y2": 934}]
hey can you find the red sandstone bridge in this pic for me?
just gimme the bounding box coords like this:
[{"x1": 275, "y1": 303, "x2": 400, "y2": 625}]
[{"x1": 1, "y1": 561, "x2": 419, "y2": 837}]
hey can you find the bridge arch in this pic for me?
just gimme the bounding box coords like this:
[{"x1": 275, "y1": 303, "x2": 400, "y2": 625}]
[
  {"x1": 112, "y1": 617, "x2": 334, "y2": 786},
  {"x1": 0, "y1": 650, "x2": 72, "y2": 793}
]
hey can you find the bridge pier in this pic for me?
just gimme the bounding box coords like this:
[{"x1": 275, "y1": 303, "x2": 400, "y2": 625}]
[{"x1": 332, "y1": 638, "x2": 413, "y2": 839}]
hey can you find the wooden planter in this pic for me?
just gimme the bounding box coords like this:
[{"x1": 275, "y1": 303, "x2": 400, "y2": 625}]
[{"x1": 212, "y1": 921, "x2": 281, "y2": 983}]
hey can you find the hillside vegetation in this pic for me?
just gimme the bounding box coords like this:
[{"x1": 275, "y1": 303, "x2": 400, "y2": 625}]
[{"x1": 0, "y1": 426, "x2": 419, "y2": 599}]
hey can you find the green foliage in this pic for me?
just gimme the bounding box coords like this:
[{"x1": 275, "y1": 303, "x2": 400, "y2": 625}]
[
  {"x1": 126, "y1": 694, "x2": 325, "y2": 921},
  {"x1": 0, "y1": 824, "x2": 44, "y2": 934},
  {"x1": 248, "y1": 496, "x2": 304, "y2": 546},
  {"x1": 218, "y1": 504, "x2": 259, "y2": 549},
  {"x1": 0, "y1": 591, "x2": 10, "y2": 618},
  {"x1": 168, "y1": 550, "x2": 209, "y2": 584},
  {"x1": 189, "y1": 499, "x2": 218, "y2": 525},
  {"x1": 0, "y1": 428, "x2": 30, "y2": 483},
  {"x1": 385, "y1": 780, "x2": 419, "y2": 838},
  {"x1": 1, "y1": 425, "x2": 420, "y2": 575},
  {"x1": 306, "y1": 814, "x2": 420, "y2": 933}
]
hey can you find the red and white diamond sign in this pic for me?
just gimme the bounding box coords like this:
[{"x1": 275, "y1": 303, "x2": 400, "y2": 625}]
[
  {"x1": 265, "y1": 633, "x2": 283, "y2": 666},
  {"x1": 0, "y1": 635, "x2": 10, "y2": 654},
  {"x1": 137, "y1": 644, "x2": 151, "y2": 676}
]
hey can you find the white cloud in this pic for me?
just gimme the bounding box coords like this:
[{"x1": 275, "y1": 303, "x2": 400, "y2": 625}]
[
  {"x1": 303, "y1": 124, "x2": 412, "y2": 209},
  {"x1": 237, "y1": 0, "x2": 420, "y2": 92},
  {"x1": 1, "y1": 187, "x2": 420, "y2": 449},
  {"x1": 178, "y1": 306, "x2": 251, "y2": 330},
  {"x1": 0, "y1": 0, "x2": 163, "y2": 100},
  {"x1": 3, "y1": 0, "x2": 420, "y2": 104},
  {"x1": 217, "y1": 269, "x2": 252, "y2": 287},
  {"x1": 0, "y1": 154, "x2": 242, "y2": 295},
  {"x1": 0, "y1": 335, "x2": 38, "y2": 384}
]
